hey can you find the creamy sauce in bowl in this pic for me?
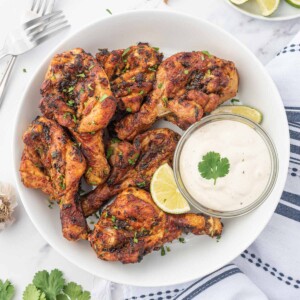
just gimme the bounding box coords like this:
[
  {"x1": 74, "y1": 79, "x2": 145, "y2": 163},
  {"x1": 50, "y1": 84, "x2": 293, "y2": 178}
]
[{"x1": 178, "y1": 119, "x2": 272, "y2": 212}]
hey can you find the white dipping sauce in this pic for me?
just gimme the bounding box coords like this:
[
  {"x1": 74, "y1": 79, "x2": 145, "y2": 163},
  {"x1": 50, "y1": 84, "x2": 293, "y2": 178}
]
[{"x1": 179, "y1": 120, "x2": 271, "y2": 211}]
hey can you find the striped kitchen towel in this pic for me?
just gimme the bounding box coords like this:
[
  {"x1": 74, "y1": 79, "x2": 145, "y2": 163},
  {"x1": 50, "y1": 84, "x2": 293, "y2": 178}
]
[{"x1": 92, "y1": 31, "x2": 300, "y2": 300}]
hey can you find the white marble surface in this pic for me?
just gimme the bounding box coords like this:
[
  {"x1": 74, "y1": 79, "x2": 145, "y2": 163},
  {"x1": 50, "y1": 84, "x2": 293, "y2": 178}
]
[{"x1": 0, "y1": 0, "x2": 299, "y2": 298}]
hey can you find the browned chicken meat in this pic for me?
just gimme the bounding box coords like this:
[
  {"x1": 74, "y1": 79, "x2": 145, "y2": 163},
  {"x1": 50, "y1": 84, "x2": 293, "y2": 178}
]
[
  {"x1": 89, "y1": 188, "x2": 223, "y2": 263},
  {"x1": 81, "y1": 128, "x2": 180, "y2": 217},
  {"x1": 20, "y1": 117, "x2": 88, "y2": 241},
  {"x1": 96, "y1": 43, "x2": 163, "y2": 113},
  {"x1": 40, "y1": 48, "x2": 116, "y2": 185},
  {"x1": 115, "y1": 51, "x2": 239, "y2": 140}
]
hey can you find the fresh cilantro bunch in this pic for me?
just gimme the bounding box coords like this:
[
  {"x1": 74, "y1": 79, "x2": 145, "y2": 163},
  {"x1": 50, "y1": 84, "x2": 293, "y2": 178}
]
[
  {"x1": 22, "y1": 269, "x2": 90, "y2": 300},
  {"x1": 0, "y1": 279, "x2": 15, "y2": 300},
  {"x1": 198, "y1": 151, "x2": 230, "y2": 185}
]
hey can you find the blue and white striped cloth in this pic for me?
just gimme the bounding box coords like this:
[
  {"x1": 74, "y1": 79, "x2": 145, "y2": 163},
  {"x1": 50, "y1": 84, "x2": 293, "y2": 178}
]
[{"x1": 93, "y1": 32, "x2": 300, "y2": 300}]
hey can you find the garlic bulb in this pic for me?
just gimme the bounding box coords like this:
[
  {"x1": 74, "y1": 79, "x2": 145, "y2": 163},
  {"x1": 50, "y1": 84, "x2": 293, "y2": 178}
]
[{"x1": 0, "y1": 182, "x2": 18, "y2": 230}]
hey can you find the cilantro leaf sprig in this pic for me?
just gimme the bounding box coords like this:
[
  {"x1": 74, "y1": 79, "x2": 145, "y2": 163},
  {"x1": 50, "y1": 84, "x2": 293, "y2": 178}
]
[
  {"x1": 198, "y1": 151, "x2": 230, "y2": 185},
  {"x1": 0, "y1": 279, "x2": 15, "y2": 300}
]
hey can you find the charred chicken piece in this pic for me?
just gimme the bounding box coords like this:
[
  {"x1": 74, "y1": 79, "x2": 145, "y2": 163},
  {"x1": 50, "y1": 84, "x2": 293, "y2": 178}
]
[
  {"x1": 115, "y1": 51, "x2": 239, "y2": 140},
  {"x1": 40, "y1": 48, "x2": 115, "y2": 185},
  {"x1": 71, "y1": 130, "x2": 110, "y2": 186},
  {"x1": 81, "y1": 128, "x2": 180, "y2": 217},
  {"x1": 96, "y1": 43, "x2": 163, "y2": 113},
  {"x1": 89, "y1": 188, "x2": 223, "y2": 263},
  {"x1": 20, "y1": 117, "x2": 88, "y2": 241}
]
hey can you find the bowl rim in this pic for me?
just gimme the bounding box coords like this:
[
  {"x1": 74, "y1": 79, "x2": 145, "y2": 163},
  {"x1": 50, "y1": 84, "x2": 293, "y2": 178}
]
[
  {"x1": 11, "y1": 9, "x2": 290, "y2": 287},
  {"x1": 224, "y1": 0, "x2": 300, "y2": 21},
  {"x1": 173, "y1": 113, "x2": 279, "y2": 218}
]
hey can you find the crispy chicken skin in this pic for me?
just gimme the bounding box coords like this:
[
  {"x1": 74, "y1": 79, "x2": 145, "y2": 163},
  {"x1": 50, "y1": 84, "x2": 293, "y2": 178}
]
[
  {"x1": 20, "y1": 117, "x2": 88, "y2": 241},
  {"x1": 115, "y1": 51, "x2": 239, "y2": 140},
  {"x1": 89, "y1": 188, "x2": 223, "y2": 263},
  {"x1": 40, "y1": 48, "x2": 115, "y2": 185},
  {"x1": 81, "y1": 128, "x2": 180, "y2": 217},
  {"x1": 96, "y1": 43, "x2": 163, "y2": 113}
]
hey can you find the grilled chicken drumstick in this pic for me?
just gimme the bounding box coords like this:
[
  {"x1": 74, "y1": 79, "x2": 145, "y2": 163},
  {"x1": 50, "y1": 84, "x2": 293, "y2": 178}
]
[
  {"x1": 89, "y1": 188, "x2": 223, "y2": 263},
  {"x1": 40, "y1": 48, "x2": 116, "y2": 185},
  {"x1": 96, "y1": 43, "x2": 163, "y2": 114},
  {"x1": 20, "y1": 117, "x2": 88, "y2": 241},
  {"x1": 81, "y1": 128, "x2": 180, "y2": 217},
  {"x1": 115, "y1": 51, "x2": 238, "y2": 140}
]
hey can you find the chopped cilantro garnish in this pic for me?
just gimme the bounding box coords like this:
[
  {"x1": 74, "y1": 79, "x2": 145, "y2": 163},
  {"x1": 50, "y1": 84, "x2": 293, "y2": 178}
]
[
  {"x1": 230, "y1": 98, "x2": 240, "y2": 105},
  {"x1": 126, "y1": 107, "x2": 132, "y2": 113},
  {"x1": 106, "y1": 8, "x2": 112, "y2": 15},
  {"x1": 136, "y1": 181, "x2": 146, "y2": 188},
  {"x1": 106, "y1": 147, "x2": 113, "y2": 159},
  {"x1": 158, "y1": 83, "x2": 163, "y2": 89},
  {"x1": 161, "y1": 246, "x2": 166, "y2": 256},
  {"x1": 184, "y1": 70, "x2": 189, "y2": 75},
  {"x1": 77, "y1": 73, "x2": 85, "y2": 78},
  {"x1": 122, "y1": 47, "x2": 130, "y2": 58},
  {"x1": 202, "y1": 50, "x2": 212, "y2": 57},
  {"x1": 100, "y1": 94, "x2": 108, "y2": 102},
  {"x1": 67, "y1": 100, "x2": 75, "y2": 107},
  {"x1": 153, "y1": 47, "x2": 160, "y2": 52},
  {"x1": 178, "y1": 237, "x2": 185, "y2": 243}
]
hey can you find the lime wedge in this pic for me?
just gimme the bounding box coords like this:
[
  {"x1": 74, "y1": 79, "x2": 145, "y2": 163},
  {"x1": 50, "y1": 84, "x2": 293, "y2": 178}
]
[
  {"x1": 150, "y1": 163, "x2": 190, "y2": 214},
  {"x1": 256, "y1": 0, "x2": 280, "y2": 16},
  {"x1": 230, "y1": 0, "x2": 250, "y2": 4},
  {"x1": 285, "y1": 0, "x2": 300, "y2": 8},
  {"x1": 211, "y1": 105, "x2": 263, "y2": 124}
]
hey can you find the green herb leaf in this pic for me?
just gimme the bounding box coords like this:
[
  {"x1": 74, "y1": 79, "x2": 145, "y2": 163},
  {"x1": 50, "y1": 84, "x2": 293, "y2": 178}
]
[
  {"x1": 23, "y1": 284, "x2": 46, "y2": 300},
  {"x1": 148, "y1": 66, "x2": 157, "y2": 72},
  {"x1": 32, "y1": 269, "x2": 65, "y2": 300},
  {"x1": 87, "y1": 83, "x2": 93, "y2": 91},
  {"x1": 100, "y1": 94, "x2": 108, "y2": 102},
  {"x1": 184, "y1": 70, "x2": 189, "y2": 75},
  {"x1": 202, "y1": 50, "x2": 212, "y2": 57},
  {"x1": 62, "y1": 282, "x2": 91, "y2": 300},
  {"x1": 198, "y1": 151, "x2": 230, "y2": 185},
  {"x1": 68, "y1": 86, "x2": 75, "y2": 93},
  {"x1": 126, "y1": 107, "x2": 132, "y2": 113},
  {"x1": 139, "y1": 90, "x2": 144, "y2": 95},
  {"x1": 0, "y1": 280, "x2": 15, "y2": 300},
  {"x1": 106, "y1": 147, "x2": 113, "y2": 159},
  {"x1": 216, "y1": 235, "x2": 221, "y2": 242},
  {"x1": 67, "y1": 100, "x2": 75, "y2": 107},
  {"x1": 136, "y1": 181, "x2": 146, "y2": 188},
  {"x1": 161, "y1": 246, "x2": 166, "y2": 256},
  {"x1": 162, "y1": 97, "x2": 168, "y2": 105},
  {"x1": 153, "y1": 47, "x2": 160, "y2": 52},
  {"x1": 166, "y1": 246, "x2": 171, "y2": 252},
  {"x1": 88, "y1": 64, "x2": 95, "y2": 70},
  {"x1": 76, "y1": 73, "x2": 85, "y2": 78},
  {"x1": 158, "y1": 83, "x2": 163, "y2": 89},
  {"x1": 133, "y1": 232, "x2": 138, "y2": 243},
  {"x1": 230, "y1": 98, "x2": 240, "y2": 105},
  {"x1": 111, "y1": 138, "x2": 121, "y2": 143},
  {"x1": 72, "y1": 114, "x2": 77, "y2": 123},
  {"x1": 178, "y1": 237, "x2": 185, "y2": 243},
  {"x1": 23, "y1": 68, "x2": 27, "y2": 73},
  {"x1": 106, "y1": 8, "x2": 112, "y2": 15},
  {"x1": 122, "y1": 48, "x2": 130, "y2": 58},
  {"x1": 128, "y1": 153, "x2": 139, "y2": 165}
]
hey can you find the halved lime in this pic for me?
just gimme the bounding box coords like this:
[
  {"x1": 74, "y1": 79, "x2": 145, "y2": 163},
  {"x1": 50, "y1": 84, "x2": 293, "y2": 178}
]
[
  {"x1": 150, "y1": 163, "x2": 190, "y2": 214},
  {"x1": 211, "y1": 105, "x2": 263, "y2": 124},
  {"x1": 230, "y1": 0, "x2": 250, "y2": 4},
  {"x1": 256, "y1": 0, "x2": 280, "y2": 16},
  {"x1": 285, "y1": 0, "x2": 300, "y2": 8}
]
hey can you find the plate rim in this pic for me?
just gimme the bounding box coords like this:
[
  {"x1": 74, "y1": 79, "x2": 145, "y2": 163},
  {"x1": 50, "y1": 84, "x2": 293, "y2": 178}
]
[
  {"x1": 12, "y1": 9, "x2": 290, "y2": 287},
  {"x1": 224, "y1": 0, "x2": 300, "y2": 21}
]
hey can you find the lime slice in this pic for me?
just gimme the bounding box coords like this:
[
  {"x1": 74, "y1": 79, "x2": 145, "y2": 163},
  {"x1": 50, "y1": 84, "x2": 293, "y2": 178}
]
[
  {"x1": 285, "y1": 0, "x2": 300, "y2": 8},
  {"x1": 150, "y1": 163, "x2": 190, "y2": 214},
  {"x1": 256, "y1": 0, "x2": 280, "y2": 16},
  {"x1": 211, "y1": 105, "x2": 263, "y2": 124},
  {"x1": 230, "y1": 0, "x2": 250, "y2": 4}
]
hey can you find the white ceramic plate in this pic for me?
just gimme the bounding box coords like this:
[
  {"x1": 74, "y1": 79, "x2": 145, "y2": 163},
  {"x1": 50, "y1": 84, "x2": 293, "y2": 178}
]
[
  {"x1": 225, "y1": 0, "x2": 300, "y2": 21},
  {"x1": 13, "y1": 10, "x2": 290, "y2": 287}
]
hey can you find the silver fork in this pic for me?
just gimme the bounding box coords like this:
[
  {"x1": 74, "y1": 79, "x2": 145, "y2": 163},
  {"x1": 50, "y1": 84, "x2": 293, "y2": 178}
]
[{"x1": 0, "y1": 0, "x2": 56, "y2": 107}]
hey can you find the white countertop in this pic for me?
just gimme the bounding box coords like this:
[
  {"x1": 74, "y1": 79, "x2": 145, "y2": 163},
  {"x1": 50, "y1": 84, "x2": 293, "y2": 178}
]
[{"x1": 0, "y1": 0, "x2": 299, "y2": 298}]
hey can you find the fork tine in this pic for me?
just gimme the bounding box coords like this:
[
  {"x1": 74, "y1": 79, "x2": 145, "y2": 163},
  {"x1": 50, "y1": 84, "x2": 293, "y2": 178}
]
[
  {"x1": 31, "y1": 0, "x2": 38, "y2": 11},
  {"x1": 22, "y1": 11, "x2": 62, "y2": 29},
  {"x1": 31, "y1": 24, "x2": 70, "y2": 45},
  {"x1": 36, "y1": 0, "x2": 43, "y2": 14},
  {"x1": 40, "y1": 0, "x2": 49, "y2": 15},
  {"x1": 26, "y1": 14, "x2": 64, "y2": 37},
  {"x1": 30, "y1": 20, "x2": 69, "y2": 42}
]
